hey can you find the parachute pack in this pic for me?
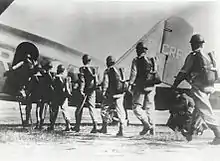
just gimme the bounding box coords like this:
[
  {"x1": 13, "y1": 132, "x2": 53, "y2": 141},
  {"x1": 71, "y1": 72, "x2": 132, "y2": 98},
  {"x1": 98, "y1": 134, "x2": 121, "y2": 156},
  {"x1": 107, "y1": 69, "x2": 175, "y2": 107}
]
[
  {"x1": 107, "y1": 67, "x2": 128, "y2": 95},
  {"x1": 190, "y1": 51, "x2": 218, "y2": 86}
]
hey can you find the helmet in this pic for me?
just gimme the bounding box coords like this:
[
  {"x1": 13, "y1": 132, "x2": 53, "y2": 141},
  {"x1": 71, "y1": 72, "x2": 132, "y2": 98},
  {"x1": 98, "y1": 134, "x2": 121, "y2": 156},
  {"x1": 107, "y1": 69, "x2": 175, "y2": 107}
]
[
  {"x1": 82, "y1": 54, "x2": 91, "y2": 64},
  {"x1": 57, "y1": 64, "x2": 65, "y2": 74},
  {"x1": 136, "y1": 42, "x2": 148, "y2": 51},
  {"x1": 43, "y1": 61, "x2": 53, "y2": 70},
  {"x1": 190, "y1": 34, "x2": 205, "y2": 44},
  {"x1": 106, "y1": 56, "x2": 116, "y2": 67},
  {"x1": 106, "y1": 56, "x2": 116, "y2": 64}
]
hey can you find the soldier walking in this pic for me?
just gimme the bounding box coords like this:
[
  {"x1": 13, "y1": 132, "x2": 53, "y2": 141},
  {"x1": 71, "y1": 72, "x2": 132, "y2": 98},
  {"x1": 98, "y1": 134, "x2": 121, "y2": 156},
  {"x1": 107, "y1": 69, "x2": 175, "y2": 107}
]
[
  {"x1": 72, "y1": 54, "x2": 98, "y2": 133},
  {"x1": 98, "y1": 56, "x2": 127, "y2": 136},
  {"x1": 35, "y1": 61, "x2": 54, "y2": 129},
  {"x1": 7, "y1": 42, "x2": 40, "y2": 126},
  {"x1": 172, "y1": 34, "x2": 220, "y2": 145},
  {"x1": 128, "y1": 42, "x2": 158, "y2": 135}
]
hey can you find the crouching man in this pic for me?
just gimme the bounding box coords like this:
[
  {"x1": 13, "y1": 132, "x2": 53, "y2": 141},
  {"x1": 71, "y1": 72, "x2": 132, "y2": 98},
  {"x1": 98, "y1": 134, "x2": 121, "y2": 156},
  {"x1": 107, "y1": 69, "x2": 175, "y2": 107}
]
[
  {"x1": 98, "y1": 56, "x2": 127, "y2": 136},
  {"x1": 167, "y1": 91, "x2": 208, "y2": 141}
]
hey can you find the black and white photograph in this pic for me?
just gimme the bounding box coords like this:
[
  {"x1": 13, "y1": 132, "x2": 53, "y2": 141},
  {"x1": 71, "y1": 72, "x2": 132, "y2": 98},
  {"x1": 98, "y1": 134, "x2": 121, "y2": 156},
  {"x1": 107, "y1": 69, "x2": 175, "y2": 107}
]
[{"x1": 0, "y1": 0, "x2": 220, "y2": 161}]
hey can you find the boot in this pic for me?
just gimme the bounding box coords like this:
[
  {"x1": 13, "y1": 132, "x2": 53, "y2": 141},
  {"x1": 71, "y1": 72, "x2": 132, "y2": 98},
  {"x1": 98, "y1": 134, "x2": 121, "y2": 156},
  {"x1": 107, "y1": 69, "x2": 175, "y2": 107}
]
[
  {"x1": 126, "y1": 119, "x2": 130, "y2": 126},
  {"x1": 72, "y1": 117, "x2": 81, "y2": 132},
  {"x1": 210, "y1": 126, "x2": 220, "y2": 145},
  {"x1": 64, "y1": 120, "x2": 71, "y2": 131},
  {"x1": 181, "y1": 129, "x2": 192, "y2": 141},
  {"x1": 210, "y1": 137, "x2": 220, "y2": 145},
  {"x1": 98, "y1": 122, "x2": 107, "y2": 134},
  {"x1": 23, "y1": 120, "x2": 29, "y2": 127},
  {"x1": 139, "y1": 120, "x2": 150, "y2": 135},
  {"x1": 34, "y1": 121, "x2": 39, "y2": 129},
  {"x1": 71, "y1": 125, "x2": 80, "y2": 132},
  {"x1": 149, "y1": 127, "x2": 156, "y2": 136},
  {"x1": 39, "y1": 119, "x2": 44, "y2": 130},
  {"x1": 116, "y1": 123, "x2": 123, "y2": 136},
  {"x1": 72, "y1": 108, "x2": 83, "y2": 132},
  {"x1": 90, "y1": 122, "x2": 98, "y2": 133},
  {"x1": 47, "y1": 124, "x2": 54, "y2": 131}
]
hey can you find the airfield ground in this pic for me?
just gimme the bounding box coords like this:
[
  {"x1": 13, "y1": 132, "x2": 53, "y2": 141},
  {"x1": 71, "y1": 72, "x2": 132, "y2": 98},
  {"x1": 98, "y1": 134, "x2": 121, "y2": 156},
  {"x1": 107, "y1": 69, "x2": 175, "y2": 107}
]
[{"x1": 0, "y1": 100, "x2": 220, "y2": 161}]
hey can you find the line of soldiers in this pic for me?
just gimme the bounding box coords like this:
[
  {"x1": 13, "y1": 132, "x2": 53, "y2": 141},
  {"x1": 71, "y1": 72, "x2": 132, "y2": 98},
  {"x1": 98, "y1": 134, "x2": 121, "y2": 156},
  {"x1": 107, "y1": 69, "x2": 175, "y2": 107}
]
[
  {"x1": 6, "y1": 41, "x2": 158, "y2": 137},
  {"x1": 5, "y1": 33, "x2": 220, "y2": 144}
]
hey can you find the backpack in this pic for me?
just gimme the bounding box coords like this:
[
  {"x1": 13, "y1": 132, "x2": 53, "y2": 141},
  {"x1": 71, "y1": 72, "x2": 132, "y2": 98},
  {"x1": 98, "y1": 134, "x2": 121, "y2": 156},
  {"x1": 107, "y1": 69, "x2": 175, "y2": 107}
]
[
  {"x1": 136, "y1": 56, "x2": 161, "y2": 88},
  {"x1": 107, "y1": 67, "x2": 128, "y2": 95},
  {"x1": 53, "y1": 75, "x2": 71, "y2": 98},
  {"x1": 191, "y1": 51, "x2": 217, "y2": 86},
  {"x1": 80, "y1": 66, "x2": 98, "y2": 91}
]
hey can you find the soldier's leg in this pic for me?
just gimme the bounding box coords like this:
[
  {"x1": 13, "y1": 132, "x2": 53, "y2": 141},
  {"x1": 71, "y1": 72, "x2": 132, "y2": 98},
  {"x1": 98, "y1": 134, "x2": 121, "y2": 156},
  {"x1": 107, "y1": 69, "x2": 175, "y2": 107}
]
[
  {"x1": 98, "y1": 101, "x2": 110, "y2": 134},
  {"x1": 60, "y1": 98, "x2": 71, "y2": 131},
  {"x1": 48, "y1": 102, "x2": 59, "y2": 130},
  {"x1": 49, "y1": 103, "x2": 53, "y2": 125},
  {"x1": 143, "y1": 88, "x2": 156, "y2": 135},
  {"x1": 124, "y1": 106, "x2": 129, "y2": 126},
  {"x1": 192, "y1": 88, "x2": 220, "y2": 144},
  {"x1": 35, "y1": 101, "x2": 42, "y2": 129},
  {"x1": 24, "y1": 102, "x2": 32, "y2": 125},
  {"x1": 39, "y1": 101, "x2": 46, "y2": 129},
  {"x1": 87, "y1": 91, "x2": 98, "y2": 133},
  {"x1": 115, "y1": 95, "x2": 126, "y2": 136},
  {"x1": 72, "y1": 99, "x2": 84, "y2": 132},
  {"x1": 132, "y1": 89, "x2": 150, "y2": 135},
  {"x1": 124, "y1": 91, "x2": 132, "y2": 126}
]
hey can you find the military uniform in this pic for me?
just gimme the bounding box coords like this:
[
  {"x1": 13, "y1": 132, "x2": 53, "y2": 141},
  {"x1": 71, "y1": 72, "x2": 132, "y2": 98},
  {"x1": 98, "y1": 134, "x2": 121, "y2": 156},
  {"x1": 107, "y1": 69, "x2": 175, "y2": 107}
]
[
  {"x1": 172, "y1": 34, "x2": 220, "y2": 145},
  {"x1": 129, "y1": 42, "x2": 157, "y2": 135},
  {"x1": 19, "y1": 58, "x2": 39, "y2": 125},
  {"x1": 35, "y1": 68, "x2": 54, "y2": 129},
  {"x1": 49, "y1": 67, "x2": 72, "y2": 131},
  {"x1": 99, "y1": 65, "x2": 126, "y2": 136},
  {"x1": 73, "y1": 65, "x2": 98, "y2": 133}
]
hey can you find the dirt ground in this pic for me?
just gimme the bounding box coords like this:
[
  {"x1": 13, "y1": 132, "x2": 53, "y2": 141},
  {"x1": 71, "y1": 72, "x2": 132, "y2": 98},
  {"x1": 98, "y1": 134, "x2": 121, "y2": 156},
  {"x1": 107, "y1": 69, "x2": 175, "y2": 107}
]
[
  {"x1": 0, "y1": 100, "x2": 220, "y2": 161},
  {"x1": 0, "y1": 125, "x2": 220, "y2": 161}
]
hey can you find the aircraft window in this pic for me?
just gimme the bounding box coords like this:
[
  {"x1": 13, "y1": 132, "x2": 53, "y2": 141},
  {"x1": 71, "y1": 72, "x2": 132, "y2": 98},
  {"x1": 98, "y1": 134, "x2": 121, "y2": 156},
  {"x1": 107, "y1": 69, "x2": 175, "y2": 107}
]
[
  {"x1": 0, "y1": 61, "x2": 5, "y2": 76},
  {"x1": 1, "y1": 51, "x2": 10, "y2": 59}
]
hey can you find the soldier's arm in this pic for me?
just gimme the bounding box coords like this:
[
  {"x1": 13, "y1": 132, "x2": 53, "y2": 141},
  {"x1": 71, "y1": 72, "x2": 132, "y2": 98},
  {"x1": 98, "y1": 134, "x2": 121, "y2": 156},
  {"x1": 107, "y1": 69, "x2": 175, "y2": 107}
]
[
  {"x1": 78, "y1": 67, "x2": 85, "y2": 94},
  {"x1": 129, "y1": 58, "x2": 137, "y2": 85},
  {"x1": 102, "y1": 69, "x2": 109, "y2": 95},
  {"x1": 173, "y1": 54, "x2": 194, "y2": 88},
  {"x1": 208, "y1": 52, "x2": 219, "y2": 73},
  {"x1": 151, "y1": 57, "x2": 157, "y2": 72},
  {"x1": 65, "y1": 76, "x2": 72, "y2": 96}
]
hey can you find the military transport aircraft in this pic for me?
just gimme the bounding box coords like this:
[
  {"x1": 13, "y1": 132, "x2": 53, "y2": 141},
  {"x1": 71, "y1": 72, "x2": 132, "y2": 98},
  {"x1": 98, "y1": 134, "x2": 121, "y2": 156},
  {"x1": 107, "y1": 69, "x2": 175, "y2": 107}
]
[
  {"x1": 116, "y1": 16, "x2": 194, "y2": 111},
  {"x1": 0, "y1": 0, "x2": 105, "y2": 103},
  {"x1": 0, "y1": 0, "x2": 219, "y2": 118},
  {"x1": 116, "y1": 16, "x2": 220, "y2": 111}
]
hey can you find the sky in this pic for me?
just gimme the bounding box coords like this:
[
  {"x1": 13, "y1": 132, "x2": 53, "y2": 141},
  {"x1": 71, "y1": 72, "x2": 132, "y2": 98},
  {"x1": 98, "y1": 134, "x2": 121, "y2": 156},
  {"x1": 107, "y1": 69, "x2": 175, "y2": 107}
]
[{"x1": 0, "y1": 0, "x2": 219, "y2": 62}]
